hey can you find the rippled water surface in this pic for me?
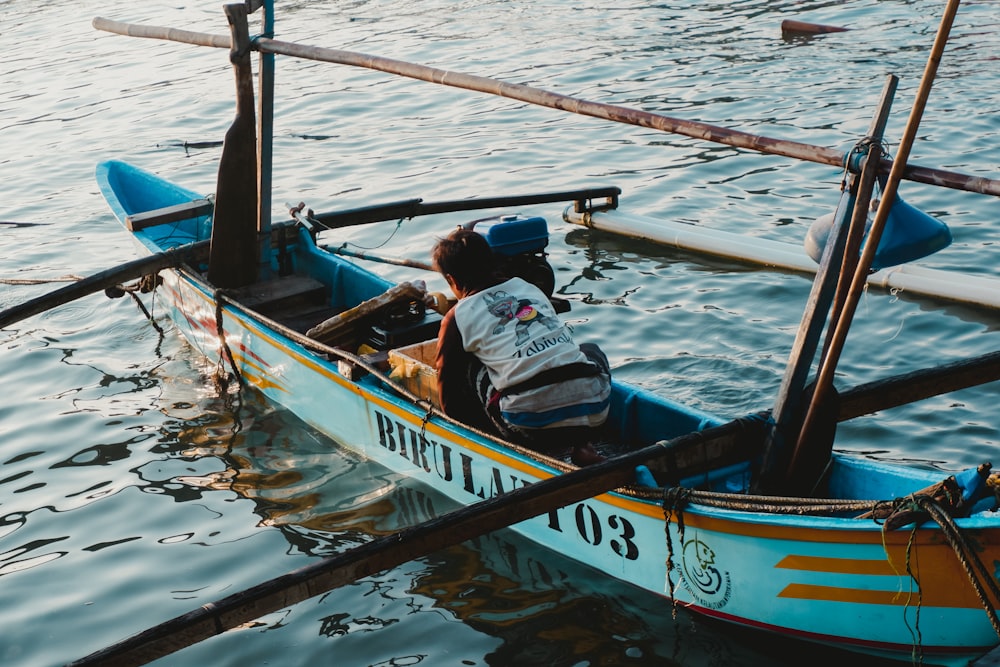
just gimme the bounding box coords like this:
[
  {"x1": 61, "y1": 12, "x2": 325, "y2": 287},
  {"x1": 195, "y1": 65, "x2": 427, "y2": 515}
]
[{"x1": 2, "y1": 1, "x2": 1000, "y2": 665}]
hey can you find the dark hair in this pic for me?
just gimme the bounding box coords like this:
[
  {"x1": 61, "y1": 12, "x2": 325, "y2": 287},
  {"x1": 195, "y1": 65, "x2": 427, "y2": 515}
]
[{"x1": 432, "y1": 228, "x2": 499, "y2": 291}]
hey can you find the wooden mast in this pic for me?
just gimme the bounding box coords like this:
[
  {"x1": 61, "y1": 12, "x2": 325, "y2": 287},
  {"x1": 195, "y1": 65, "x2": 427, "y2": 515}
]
[{"x1": 253, "y1": 0, "x2": 275, "y2": 242}]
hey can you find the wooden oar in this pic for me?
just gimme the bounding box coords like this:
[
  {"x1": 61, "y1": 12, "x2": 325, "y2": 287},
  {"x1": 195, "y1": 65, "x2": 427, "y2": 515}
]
[
  {"x1": 0, "y1": 241, "x2": 208, "y2": 329},
  {"x1": 206, "y1": 4, "x2": 258, "y2": 288},
  {"x1": 789, "y1": 0, "x2": 964, "y2": 477},
  {"x1": 91, "y1": 16, "x2": 1000, "y2": 198},
  {"x1": 68, "y1": 415, "x2": 760, "y2": 667}
]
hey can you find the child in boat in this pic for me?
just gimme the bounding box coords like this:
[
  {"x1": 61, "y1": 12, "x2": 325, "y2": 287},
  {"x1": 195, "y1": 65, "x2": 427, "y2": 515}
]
[{"x1": 431, "y1": 227, "x2": 611, "y2": 466}]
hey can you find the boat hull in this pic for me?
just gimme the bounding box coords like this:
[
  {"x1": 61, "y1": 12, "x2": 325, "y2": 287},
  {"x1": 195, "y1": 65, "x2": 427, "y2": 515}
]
[{"x1": 99, "y1": 160, "x2": 1000, "y2": 665}]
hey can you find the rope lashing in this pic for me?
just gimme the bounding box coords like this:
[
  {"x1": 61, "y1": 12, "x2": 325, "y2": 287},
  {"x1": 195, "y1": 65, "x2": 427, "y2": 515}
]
[
  {"x1": 213, "y1": 293, "x2": 240, "y2": 383},
  {"x1": 918, "y1": 496, "x2": 1000, "y2": 639},
  {"x1": 661, "y1": 486, "x2": 692, "y2": 619}
]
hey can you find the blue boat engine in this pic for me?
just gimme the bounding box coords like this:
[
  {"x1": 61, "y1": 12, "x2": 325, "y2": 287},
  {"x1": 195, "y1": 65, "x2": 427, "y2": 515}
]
[
  {"x1": 464, "y1": 214, "x2": 556, "y2": 298},
  {"x1": 369, "y1": 214, "x2": 562, "y2": 350}
]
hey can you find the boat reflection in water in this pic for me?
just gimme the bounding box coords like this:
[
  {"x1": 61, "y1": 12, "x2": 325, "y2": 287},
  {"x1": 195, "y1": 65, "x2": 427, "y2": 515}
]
[{"x1": 159, "y1": 394, "x2": 888, "y2": 667}]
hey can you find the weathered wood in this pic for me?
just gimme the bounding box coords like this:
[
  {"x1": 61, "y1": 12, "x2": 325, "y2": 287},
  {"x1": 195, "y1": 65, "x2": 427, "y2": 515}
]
[
  {"x1": 793, "y1": 0, "x2": 963, "y2": 467},
  {"x1": 228, "y1": 275, "x2": 327, "y2": 311},
  {"x1": 305, "y1": 281, "x2": 426, "y2": 346},
  {"x1": 754, "y1": 75, "x2": 897, "y2": 495},
  {"x1": 91, "y1": 17, "x2": 1000, "y2": 198},
  {"x1": 125, "y1": 198, "x2": 213, "y2": 231},
  {"x1": 752, "y1": 189, "x2": 854, "y2": 494},
  {"x1": 67, "y1": 416, "x2": 759, "y2": 667},
  {"x1": 781, "y1": 19, "x2": 849, "y2": 36},
  {"x1": 838, "y1": 349, "x2": 1000, "y2": 421},
  {"x1": 0, "y1": 241, "x2": 209, "y2": 329},
  {"x1": 207, "y1": 4, "x2": 258, "y2": 288}
]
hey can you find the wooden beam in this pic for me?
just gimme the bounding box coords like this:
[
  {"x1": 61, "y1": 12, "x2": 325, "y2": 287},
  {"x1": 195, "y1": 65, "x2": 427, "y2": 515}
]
[
  {"x1": 838, "y1": 350, "x2": 1000, "y2": 421},
  {"x1": 0, "y1": 241, "x2": 209, "y2": 329},
  {"x1": 90, "y1": 17, "x2": 1000, "y2": 198}
]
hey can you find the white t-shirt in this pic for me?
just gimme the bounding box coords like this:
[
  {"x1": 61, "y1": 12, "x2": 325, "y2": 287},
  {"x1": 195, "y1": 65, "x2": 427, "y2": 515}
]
[{"x1": 453, "y1": 277, "x2": 610, "y2": 429}]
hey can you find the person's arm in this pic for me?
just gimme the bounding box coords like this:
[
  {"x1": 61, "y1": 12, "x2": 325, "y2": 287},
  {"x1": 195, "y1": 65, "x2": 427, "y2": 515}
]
[{"x1": 435, "y1": 309, "x2": 483, "y2": 422}]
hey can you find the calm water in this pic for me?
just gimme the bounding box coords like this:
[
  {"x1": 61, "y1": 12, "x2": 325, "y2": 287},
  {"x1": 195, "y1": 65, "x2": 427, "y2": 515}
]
[{"x1": 2, "y1": 1, "x2": 1000, "y2": 665}]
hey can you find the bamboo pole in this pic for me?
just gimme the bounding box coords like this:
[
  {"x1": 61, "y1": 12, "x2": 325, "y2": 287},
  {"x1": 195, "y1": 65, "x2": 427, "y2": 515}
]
[
  {"x1": 68, "y1": 416, "x2": 757, "y2": 667},
  {"x1": 788, "y1": 0, "x2": 964, "y2": 485},
  {"x1": 0, "y1": 241, "x2": 208, "y2": 329},
  {"x1": 90, "y1": 17, "x2": 1000, "y2": 198},
  {"x1": 324, "y1": 246, "x2": 435, "y2": 272}
]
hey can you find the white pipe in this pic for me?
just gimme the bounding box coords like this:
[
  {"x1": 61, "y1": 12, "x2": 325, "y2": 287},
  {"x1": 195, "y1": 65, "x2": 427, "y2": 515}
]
[{"x1": 564, "y1": 208, "x2": 1000, "y2": 311}]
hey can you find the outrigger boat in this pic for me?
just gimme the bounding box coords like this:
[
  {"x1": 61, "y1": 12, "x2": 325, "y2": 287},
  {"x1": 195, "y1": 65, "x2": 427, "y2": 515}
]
[{"x1": 3, "y1": 1, "x2": 996, "y2": 666}]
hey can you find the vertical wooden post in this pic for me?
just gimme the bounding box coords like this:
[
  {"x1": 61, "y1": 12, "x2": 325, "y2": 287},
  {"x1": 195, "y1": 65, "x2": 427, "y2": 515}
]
[
  {"x1": 753, "y1": 75, "x2": 898, "y2": 495},
  {"x1": 751, "y1": 187, "x2": 855, "y2": 494},
  {"x1": 257, "y1": 0, "x2": 275, "y2": 240},
  {"x1": 208, "y1": 3, "x2": 259, "y2": 288}
]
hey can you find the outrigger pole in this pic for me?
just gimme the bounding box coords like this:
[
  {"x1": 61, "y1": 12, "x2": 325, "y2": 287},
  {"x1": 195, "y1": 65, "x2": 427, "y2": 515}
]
[
  {"x1": 91, "y1": 16, "x2": 1000, "y2": 198},
  {"x1": 69, "y1": 416, "x2": 763, "y2": 667}
]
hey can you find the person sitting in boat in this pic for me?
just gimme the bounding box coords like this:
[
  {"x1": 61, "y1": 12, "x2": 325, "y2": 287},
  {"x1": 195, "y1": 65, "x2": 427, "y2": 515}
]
[{"x1": 431, "y1": 228, "x2": 611, "y2": 466}]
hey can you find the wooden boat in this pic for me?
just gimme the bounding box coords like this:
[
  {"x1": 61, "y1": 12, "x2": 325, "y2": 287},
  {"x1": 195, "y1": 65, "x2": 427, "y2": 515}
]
[
  {"x1": 26, "y1": 2, "x2": 1000, "y2": 665},
  {"x1": 92, "y1": 144, "x2": 1000, "y2": 665}
]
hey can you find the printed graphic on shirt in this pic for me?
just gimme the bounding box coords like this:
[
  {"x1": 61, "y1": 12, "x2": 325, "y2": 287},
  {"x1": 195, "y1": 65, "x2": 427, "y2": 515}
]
[{"x1": 484, "y1": 289, "x2": 559, "y2": 344}]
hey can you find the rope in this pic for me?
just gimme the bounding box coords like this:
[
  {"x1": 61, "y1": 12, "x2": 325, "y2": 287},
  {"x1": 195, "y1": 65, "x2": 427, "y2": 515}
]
[
  {"x1": 212, "y1": 291, "x2": 245, "y2": 423},
  {"x1": 918, "y1": 496, "x2": 1000, "y2": 638},
  {"x1": 661, "y1": 487, "x2": 691, "y2": 619}
]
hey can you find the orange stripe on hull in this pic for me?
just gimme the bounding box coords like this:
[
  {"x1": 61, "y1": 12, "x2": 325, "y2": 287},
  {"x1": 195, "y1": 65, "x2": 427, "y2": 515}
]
[{"x1": 778, "y1": 583, "x2": 923, "y2": 606}]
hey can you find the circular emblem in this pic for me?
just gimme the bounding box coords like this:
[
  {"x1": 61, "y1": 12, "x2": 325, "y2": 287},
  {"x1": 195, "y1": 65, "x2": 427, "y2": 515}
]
[{"x1": 679, "y1": 537, "x2": 732, "y2": 610}]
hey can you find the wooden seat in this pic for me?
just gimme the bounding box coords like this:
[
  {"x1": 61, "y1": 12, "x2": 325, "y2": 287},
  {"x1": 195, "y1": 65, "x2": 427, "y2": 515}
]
[{"x1": 126, "y1": 198, "x2": 213, "y2": 231}]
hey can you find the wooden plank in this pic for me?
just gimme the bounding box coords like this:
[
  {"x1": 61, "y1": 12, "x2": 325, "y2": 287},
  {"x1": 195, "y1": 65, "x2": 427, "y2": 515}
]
[
  {"x1": 125, "y1": 199, "x2": 213, "y2": 231},
  {"x1": 305, "y1": 282, "x2": 425, "y2": 347},
  {"x1": 228, "y1": 275, "x2": 326, "y2": 310}
]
